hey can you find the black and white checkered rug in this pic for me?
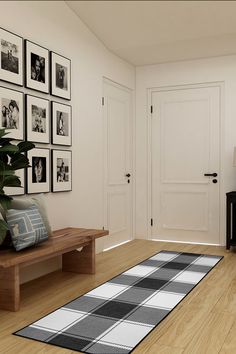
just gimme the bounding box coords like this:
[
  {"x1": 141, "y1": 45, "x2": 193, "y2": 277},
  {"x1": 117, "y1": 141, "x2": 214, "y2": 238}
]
[{"x1": 15, "y1": 250, "x2": 223, "y2": 353}]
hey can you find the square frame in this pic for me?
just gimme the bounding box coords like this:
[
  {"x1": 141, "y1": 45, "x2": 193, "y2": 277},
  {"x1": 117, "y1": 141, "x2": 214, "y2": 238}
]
[
  {"x1": 26, "y1": 94, "x2": 50, "y2": 144},
  {"x1": 0, "y1": 86, "x2": 24, "y2": 140},
  {"x1": 52, "y1": 149, "x2": 72, "y2": 192},
  {"x1": 27, "y1": 147, "x2": 50, "y2": 194},
  {"x1": 0, "y1": 27, "x2": 23, "y2": 86},
  {"x1": 25, "y1": 40, "x2": 49, "y2": 94},
  {"x1": 51, "y1": 52, "x2": 71, "y2": 100},
  {"x1": 51, "y1": 101, "x2": 72, "y2": 146}
]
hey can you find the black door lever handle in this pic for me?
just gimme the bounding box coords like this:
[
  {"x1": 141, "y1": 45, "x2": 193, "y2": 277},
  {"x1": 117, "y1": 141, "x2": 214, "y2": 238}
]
[
  {"x1": 204, "y1": 173, "x2": 217, "y2": 177},
  {"x1": 125, "y1": 173, "x2": 131, "y2": 177}
]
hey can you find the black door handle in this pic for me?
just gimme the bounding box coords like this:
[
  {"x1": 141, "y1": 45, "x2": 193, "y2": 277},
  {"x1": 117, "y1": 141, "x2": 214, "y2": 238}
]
[
  {"x1": 204, "y1": 173, "x2": 217, "y2": 177},
  {"x1": 125, "y1": 173, "x2": 131, "y2": 177}
]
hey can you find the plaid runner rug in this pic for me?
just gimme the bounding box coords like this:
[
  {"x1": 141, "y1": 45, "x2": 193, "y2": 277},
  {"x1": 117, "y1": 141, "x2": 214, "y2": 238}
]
[{"x1": 15, "y1": 250, "x2": 223, "y2": 353}]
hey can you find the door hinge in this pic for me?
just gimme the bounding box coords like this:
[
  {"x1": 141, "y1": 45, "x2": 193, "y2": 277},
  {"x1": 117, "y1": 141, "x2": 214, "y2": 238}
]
[
  {"x1": 150, "y1": 105, "x2": 153, "y2": 114},
  {"x1": 151, "y1": 218, "x2": 153, "y2": 226},
  {"x1": 102, "y1": 97, "x2": 105, "y2": 106}
]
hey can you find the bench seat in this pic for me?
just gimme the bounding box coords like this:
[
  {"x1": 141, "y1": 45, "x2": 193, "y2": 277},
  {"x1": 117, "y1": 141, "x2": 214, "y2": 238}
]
[{"x1": 0, "y1": 227, "x2": 109, "y2": 311}]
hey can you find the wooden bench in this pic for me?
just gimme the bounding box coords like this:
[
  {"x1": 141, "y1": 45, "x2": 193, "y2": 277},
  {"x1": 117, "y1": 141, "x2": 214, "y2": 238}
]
[{"x1": 0, "y1": 227, "x2": 109, "y2": 312}]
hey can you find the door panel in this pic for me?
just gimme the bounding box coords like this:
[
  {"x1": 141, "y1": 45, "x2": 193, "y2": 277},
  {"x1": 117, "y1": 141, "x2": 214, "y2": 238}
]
[
  {"x1": 103, "y1": 80, "x2": 132, "y2": 250},
  {"x1": 151, "y1": 86, "x2": 220, "y2": 244}
]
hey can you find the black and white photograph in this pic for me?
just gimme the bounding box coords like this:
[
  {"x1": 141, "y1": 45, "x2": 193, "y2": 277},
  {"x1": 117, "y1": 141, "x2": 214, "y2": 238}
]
[
  {"x1": 0, "y1": 86, "x2": 24, "y2": 140},
  {"x1": 0, "y1": 28, "x2": 23, "y2": 86},
  {"x1": 52, "y1": 149, "x2": 72, "y2": 192},
  {"x1": 51, "y1": 52, "x2": 71, "y2": 100},
  {"x1": 27, "y1": 148, "x2": 50, "y2": 194},
  {"x1": 25, "y1": 40, "x2": 49, "y2": 93},
  {"x1": 5, "y1": 168, "x2": 25, "y2": 196},
  {"x1": 26, "y1": 95, "x2": 50, "y2": 144},
  {"x1": 52, "y1": 101, "x2": 72, "y2": 146}
]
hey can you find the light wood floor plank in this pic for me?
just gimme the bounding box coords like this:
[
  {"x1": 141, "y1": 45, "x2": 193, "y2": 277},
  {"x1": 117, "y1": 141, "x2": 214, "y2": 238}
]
[
  {"x1": 220, "y1": 318, "x2": 236, "y2": 354},
  {"x1": 183, "y1": 312, "x2": 235, "y2": 354}
]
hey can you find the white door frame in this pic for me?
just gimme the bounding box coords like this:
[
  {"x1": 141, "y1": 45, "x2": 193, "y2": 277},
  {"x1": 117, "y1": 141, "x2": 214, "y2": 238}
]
[
  {"x1": 147, "y1": 82, "x2": 225, "y2": 245},
  {"x1": 102, "y1": 77, "x2": 135, "y2": 249}
]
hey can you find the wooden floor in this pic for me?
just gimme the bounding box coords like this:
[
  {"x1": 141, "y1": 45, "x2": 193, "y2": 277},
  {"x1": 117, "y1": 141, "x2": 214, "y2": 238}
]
[{"x1": 0, "y1": 240, "x2": 236, "y2": 354}]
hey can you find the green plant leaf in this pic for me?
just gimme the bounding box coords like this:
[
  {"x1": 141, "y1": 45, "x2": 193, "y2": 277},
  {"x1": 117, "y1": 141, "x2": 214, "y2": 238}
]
[
  {"x1": 0, "y1": 219, "x2": 8, "y2": 245},
  {"x1": 0, "y1": 194, "x2": 12, "y2": 210},
  {"x1": 11, "y1": 154, "x2": 30, "y2": 170},
  {"x1": 0, "y1": 154, "x2": 9, "y2": 164},
  {"x1": 0, "y1": 169, "x2": 15, "y2": 176},
  {"x1": 3, "y1": 175, "x2": 21, "y2": 187},
  {"x1": 17, "y1": 141, "x2": 35, "y2": 153},
  {"x1": 0, "y1": 138, "x2": 12, "y2": 146},
  {"x1": 0, "y1": 129, "x2": 10, "y2": 139},
  {"x1": 0, "y1": 144, "x2": 19, "y2": 153}
]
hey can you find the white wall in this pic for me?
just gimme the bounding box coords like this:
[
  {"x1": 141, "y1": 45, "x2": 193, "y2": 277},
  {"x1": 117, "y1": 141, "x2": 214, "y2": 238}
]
[
  {"x1": 0, "y1": 1, "x2": 135, "y2": 283},
  {"x1": 136, "y1": 55, "x2": 236, "y2": 244}
]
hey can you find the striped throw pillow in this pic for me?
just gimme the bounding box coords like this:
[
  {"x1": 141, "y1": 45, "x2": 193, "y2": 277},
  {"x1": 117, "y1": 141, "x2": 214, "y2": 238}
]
[{"x1": 6, "y1": 204, "x2": 48, "y2": 251}]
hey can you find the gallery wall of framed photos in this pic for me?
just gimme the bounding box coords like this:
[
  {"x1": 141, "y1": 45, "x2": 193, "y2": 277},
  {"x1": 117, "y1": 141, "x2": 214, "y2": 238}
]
[{"x1": 0, "y1": 27, "x2": 72, "y2": 195}]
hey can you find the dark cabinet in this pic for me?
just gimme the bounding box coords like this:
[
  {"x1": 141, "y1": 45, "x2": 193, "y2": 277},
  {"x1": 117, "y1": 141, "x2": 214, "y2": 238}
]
[{"x1": 226, "y1": 192, "x2": 236, "y2": 250}]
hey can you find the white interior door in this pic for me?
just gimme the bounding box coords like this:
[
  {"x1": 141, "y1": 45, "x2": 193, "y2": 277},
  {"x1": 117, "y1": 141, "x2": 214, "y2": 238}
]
[
  {"x1": 103, "y1": 79, "x2": 133, "y2": 249},
  {"x1": 151, "y1": 85, "x2": 220, "y2": 244}
]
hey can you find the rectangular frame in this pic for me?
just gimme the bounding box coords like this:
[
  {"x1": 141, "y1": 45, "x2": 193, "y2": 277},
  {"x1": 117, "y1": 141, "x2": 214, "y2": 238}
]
[
  {"x1": 25, "y1": 40, "x2": 49, "y2": 94},
  {"x1": 27, "y1": 147, "x2": 50, "y2": 194},
  {"x1": 26, "y1": 94, "x2": 50, "y2": 144},
  {"x1": 51, "y1": 149, "x2": 72, "y2": 192},
  {"x1": 50, "y1": 51, "x2": 71, "y2": 100},
  {"x1": 0, "y1": 86, "x2": 24, "y2": 140},
  {"x1": 0, "y1": 27, "x2": 23, "y2": 86},
  {"x1": 51, "y1": 101, "x2": 72, "y2": 146}
]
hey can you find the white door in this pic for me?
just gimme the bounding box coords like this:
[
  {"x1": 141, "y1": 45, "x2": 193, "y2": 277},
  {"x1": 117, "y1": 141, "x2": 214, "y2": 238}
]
[
  {"x1": 151, "y1": 85, "x2": 220, "y2": 244},
  {"x1": 103, "y1": 79, "x2": 133, "y2": 249}
]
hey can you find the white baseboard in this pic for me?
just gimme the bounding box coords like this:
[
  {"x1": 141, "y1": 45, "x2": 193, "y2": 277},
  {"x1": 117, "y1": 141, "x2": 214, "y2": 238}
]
[
  {"x1": 103, "y1": 240, "x2": 131, "y2": 252},
  {"x1": 150, "y1": 238, "x2": 222, "y2": 246}
]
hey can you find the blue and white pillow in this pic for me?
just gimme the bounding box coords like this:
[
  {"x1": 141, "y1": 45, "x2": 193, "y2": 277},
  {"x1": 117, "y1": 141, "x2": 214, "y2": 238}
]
[{"x1": 6, "y1": 204, "x2": 48, "y2": 251}]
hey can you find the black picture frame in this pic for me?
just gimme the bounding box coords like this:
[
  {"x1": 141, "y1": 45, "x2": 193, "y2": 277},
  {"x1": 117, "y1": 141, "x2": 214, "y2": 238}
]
[
  {"x1": 26, "y1": 147, "x2": 50, "y2": 194},
  {"x1": 25, "y1": 40, "x2": 49, "y2": 94},
  {"x1": 0, "y1": 27, "x2": 23, "y2": 86},
  {"x1": 26, "y1": 94, "x2": 50, "y2": 144},
  {"x1": 50, "y1": 51, "x2": 71, "y2": 100},
  {"x1": 51, "y1": 101, "x2": 72, "y2": 146},
  {"x1": 0, "y1": 85, "x2": 24, "y2": 140},
  {"x1": 51, "y1": 149, "x2": 72, "y2": 192}
]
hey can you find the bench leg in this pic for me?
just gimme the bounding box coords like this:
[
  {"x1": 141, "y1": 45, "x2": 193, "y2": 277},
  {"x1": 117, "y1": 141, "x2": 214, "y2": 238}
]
[
  {"x1": 0, "y1": 265, "x2": 20, "y2": 311},
  {"x1": 62, "y1": 240, "x2": 95, "y2": 274}
]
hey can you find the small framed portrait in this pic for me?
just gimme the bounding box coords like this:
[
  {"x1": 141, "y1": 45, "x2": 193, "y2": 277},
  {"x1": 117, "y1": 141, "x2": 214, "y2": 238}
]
[
  {"x1": 51, "y1": 52, "x2": 71, "y2": 100},
  {"x1": 52, "y1": 101, "x2": 72, "y2": 146},
  {"x1": 5, "y1": 168, "x2": 25, "y2": 196},
  {"x1": 27, "y1": 148, "x2": 50, "y2": 194},
  {"x1": 25, "y1": 40, "x2": 49, "y2": 93},
  {"x1": 0, "y1": 28, "x2": 23, "y2": 86},
  {"x1": 26, "y1": 95, "x2": 50, "y2": 144},
  {"x1": 0, "y1": 86, "x2": 24, "y2": 140},
  {"x1": 52, "y1": 149, "x2": 72, "y2": 192}
]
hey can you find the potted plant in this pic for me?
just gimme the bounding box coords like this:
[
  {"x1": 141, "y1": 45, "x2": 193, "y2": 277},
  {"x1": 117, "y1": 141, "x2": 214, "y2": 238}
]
[{"x1": 0, "y1": 128, "x2": 35, "y2": 245}]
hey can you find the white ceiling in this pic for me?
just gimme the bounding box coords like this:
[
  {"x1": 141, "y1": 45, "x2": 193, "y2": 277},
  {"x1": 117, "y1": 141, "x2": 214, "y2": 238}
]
[{"x1": 66, "y1": 1, "x2": 236, "y2": 66}]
